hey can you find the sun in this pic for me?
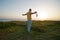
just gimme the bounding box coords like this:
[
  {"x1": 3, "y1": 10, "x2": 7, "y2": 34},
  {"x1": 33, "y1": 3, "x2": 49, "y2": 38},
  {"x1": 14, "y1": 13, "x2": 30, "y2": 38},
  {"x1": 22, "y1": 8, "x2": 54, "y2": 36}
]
[{"x1": 38, "y1": 12, "x2": 48, "y2": 20}]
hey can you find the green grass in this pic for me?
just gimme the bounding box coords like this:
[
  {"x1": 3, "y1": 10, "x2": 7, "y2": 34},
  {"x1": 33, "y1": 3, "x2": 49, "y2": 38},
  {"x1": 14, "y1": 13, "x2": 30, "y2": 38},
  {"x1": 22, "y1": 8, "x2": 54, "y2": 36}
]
[{"x1": 0, "y1": 21, "x2": 60, "y2": 40}]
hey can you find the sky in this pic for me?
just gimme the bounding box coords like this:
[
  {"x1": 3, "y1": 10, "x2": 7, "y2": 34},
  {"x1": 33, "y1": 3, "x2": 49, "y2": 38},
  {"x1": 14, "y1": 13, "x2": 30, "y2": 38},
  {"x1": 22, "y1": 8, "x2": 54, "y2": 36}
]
[{"x1": 0, "y1": 0, "x2": 60, "y2": 21}]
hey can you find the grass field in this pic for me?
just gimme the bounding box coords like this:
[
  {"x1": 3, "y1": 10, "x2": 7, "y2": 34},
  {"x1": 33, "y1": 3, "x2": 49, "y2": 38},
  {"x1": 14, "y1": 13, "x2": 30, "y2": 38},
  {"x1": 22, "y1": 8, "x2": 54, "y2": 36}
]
[{"x1": 0, "y1": 21, "x2": 60, "y2": 40}]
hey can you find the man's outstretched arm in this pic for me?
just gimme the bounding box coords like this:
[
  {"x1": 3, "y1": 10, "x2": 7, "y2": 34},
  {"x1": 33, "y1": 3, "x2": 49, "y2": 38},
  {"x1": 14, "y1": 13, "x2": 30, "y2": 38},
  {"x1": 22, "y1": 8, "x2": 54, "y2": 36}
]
[
  {"x1": 22, "y1": 14, "x2": 27, "y2": 16},
  {"x1": 31, "y1": 11, "x2": 37, "y2": 14},
  {"x1": 31, "y1": 11, "x2": 38, "y2": 17}
]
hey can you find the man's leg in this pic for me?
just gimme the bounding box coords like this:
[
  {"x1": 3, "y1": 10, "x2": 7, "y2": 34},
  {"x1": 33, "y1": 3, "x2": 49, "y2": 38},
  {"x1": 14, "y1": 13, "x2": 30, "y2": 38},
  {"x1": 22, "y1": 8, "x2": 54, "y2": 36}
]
[{"x1": 27, "y1": 20, "x2": 32, "y2": 32}]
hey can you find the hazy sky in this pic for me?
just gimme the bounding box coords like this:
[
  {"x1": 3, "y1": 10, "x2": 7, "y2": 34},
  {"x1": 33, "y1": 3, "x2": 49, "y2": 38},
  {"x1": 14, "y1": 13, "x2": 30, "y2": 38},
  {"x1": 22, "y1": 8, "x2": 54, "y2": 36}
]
[{"x1": 0, "y1": 0, "x2": 60, "y2": 20}]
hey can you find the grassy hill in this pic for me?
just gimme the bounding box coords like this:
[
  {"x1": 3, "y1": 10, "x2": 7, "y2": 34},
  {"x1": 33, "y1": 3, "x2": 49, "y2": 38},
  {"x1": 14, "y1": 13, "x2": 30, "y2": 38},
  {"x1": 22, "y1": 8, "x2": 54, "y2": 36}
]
[{"x1": 0, "y1": 21, "x2": 60, "y2": 40}]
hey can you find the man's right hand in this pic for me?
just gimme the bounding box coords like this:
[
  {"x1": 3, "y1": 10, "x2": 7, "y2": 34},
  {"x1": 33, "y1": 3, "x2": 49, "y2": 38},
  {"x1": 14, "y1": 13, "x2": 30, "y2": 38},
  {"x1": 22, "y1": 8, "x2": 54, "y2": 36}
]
[
  {"x1": 34, "y1": 11, "x2": 37, "y2": 13},
  {"x1": 22, "y1": 14, "x2": 25, "y2": 16}
]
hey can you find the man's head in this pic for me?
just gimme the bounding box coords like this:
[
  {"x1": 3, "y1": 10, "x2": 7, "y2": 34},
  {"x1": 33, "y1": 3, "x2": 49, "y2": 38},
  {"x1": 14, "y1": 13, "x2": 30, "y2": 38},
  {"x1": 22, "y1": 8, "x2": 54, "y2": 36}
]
[{"x1": 29, "y1": 9, "x2": 31, "y2": 12}]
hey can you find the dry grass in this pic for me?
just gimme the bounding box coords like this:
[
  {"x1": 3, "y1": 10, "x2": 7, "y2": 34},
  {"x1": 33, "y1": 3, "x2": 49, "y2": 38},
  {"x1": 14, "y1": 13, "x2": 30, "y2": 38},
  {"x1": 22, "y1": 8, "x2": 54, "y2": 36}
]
[{"x1": 0, "y1": 21, "x2": 60, "y2": 40}]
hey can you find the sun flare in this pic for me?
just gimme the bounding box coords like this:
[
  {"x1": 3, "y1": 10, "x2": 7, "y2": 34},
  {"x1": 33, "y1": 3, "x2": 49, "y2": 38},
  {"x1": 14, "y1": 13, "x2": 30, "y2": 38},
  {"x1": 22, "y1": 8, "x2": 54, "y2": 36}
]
[{"x1": 38, "y1": 12, "x2": 48, "y2": 20}]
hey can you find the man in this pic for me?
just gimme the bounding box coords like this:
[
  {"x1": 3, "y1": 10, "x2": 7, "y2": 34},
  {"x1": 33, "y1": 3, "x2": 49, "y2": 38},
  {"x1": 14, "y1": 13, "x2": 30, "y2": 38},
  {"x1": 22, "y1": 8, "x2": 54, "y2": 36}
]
[{"x1": 22, "y1": 9, "x2": 38, "y2": 32}]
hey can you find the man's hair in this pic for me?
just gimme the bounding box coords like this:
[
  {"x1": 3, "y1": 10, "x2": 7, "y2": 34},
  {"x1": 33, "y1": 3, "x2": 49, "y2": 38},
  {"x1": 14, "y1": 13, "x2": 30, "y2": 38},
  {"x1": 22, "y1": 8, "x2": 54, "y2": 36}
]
[{"x1": 29, "y1": 9, "x2": 31, "y2": 11}]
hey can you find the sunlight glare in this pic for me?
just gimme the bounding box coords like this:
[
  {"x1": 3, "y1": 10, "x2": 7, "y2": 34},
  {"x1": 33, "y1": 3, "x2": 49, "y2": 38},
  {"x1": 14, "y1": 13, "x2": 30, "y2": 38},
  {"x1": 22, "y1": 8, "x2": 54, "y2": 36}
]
[{"x1": 38, "y1": 12, "x2": 48, "y2": 20}]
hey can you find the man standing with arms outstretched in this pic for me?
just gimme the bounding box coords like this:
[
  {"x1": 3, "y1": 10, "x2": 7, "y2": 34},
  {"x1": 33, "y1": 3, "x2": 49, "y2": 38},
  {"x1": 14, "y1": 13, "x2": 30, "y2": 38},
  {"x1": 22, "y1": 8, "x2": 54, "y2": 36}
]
[{"x1": 22, "y1": 9, "x2": 38, "y2": 32}]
